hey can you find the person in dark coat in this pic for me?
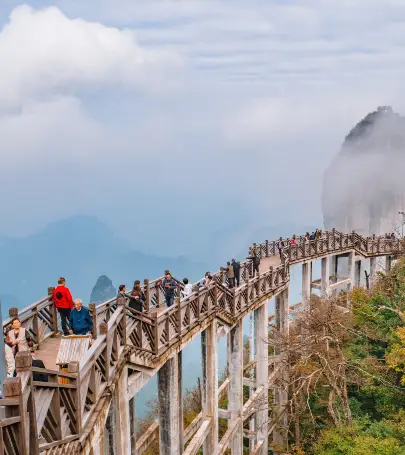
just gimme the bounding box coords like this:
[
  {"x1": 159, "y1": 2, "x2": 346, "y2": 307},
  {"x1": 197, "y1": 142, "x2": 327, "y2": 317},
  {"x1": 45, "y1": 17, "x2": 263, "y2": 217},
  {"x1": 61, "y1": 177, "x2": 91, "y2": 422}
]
[
  {"x1": 232, "y1": 259, "x2": 241, "y2": 287},
  {"x1": 31, "y1": 351, "x2": 48, "y2": 382},
  {"x1": 246, "y1": 254, "x2": 260, "y2": 277},
  {"x1": 161, "y1": 272, "x2": 177, "y2": 307}
]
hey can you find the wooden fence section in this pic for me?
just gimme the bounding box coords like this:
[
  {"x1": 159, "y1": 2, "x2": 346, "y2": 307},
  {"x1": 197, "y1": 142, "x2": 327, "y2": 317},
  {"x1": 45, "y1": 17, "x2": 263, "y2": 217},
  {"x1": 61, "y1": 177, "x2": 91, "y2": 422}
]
[{"x1": 1, "y1": 229, "x2": 405, "y2": 454}]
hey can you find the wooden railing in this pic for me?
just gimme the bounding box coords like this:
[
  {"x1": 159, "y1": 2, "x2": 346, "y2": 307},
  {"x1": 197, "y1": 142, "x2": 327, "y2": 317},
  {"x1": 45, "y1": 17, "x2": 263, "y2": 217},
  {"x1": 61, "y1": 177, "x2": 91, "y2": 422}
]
[{"x1": 1, "y1": 229, "x2": 405, "y2": 454}]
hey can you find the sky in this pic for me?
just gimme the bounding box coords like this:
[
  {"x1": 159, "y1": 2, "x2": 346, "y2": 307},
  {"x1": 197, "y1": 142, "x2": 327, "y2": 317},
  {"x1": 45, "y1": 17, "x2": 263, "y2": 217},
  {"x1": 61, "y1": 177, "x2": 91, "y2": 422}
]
[{"x1": 1, "y1": 1, "x2": 405, "y2": 256}]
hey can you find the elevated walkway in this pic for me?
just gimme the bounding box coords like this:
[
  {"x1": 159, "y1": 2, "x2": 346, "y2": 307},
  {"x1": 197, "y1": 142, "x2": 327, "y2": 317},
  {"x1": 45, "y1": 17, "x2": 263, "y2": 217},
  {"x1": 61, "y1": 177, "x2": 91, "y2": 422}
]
[{"x1": 0, "y1": 229, "x2": 403, "y2": 455}]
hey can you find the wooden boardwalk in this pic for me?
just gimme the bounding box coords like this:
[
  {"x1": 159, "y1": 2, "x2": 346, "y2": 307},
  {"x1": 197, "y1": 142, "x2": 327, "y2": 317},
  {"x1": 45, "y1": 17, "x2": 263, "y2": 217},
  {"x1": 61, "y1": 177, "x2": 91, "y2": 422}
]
[
  {"x1": 0, "y1": 229, "x2": 403, "y2": 455},
  {"x1": 35, "y1": 335, "x2": 61, "y2": 371}
]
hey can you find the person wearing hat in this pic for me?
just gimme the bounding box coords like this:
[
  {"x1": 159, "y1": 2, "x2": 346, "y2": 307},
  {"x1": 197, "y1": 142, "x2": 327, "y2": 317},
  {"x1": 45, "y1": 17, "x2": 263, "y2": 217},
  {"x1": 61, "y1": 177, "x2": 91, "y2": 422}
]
[{"x1": 53, "y1": 277, "x2": 74, "y2": 336}]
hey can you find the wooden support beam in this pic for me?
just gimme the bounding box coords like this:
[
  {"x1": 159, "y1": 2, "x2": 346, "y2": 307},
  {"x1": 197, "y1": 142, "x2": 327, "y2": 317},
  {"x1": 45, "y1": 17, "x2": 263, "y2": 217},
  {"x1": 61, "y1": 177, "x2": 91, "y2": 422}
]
[
  {"x1": 135, "y1": 420, "x2": 159, "y2": 455},
  {"x1": 217, "y1": 417, "x2": 241, "y2": 455},
  {"x1": 182, "y1": 419, "x2": 211, "y2": 455},
  {"x1": 218, "y1": 408, "x2": 230, "y2": 420},
  {"x1": 249, "y1": 439, "x2": 264, "y2": 455}
]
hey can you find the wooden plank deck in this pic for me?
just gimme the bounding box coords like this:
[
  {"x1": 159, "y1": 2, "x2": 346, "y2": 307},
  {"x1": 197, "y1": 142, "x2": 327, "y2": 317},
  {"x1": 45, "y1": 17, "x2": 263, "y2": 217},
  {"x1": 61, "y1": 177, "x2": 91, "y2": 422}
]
[{"x1": 35, "y1": 335, "x2": 61, "y2": 371}]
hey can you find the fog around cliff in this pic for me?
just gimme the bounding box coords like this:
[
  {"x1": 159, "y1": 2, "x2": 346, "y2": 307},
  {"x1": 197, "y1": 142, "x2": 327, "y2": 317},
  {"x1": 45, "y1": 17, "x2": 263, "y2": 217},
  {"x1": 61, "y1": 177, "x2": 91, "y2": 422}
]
[
  {"x1": 1, "y1": 2, "x2": 405, "y2": 256},
  {"x1": 322, "y1": 107, "x2": 405, "y2": 234}
]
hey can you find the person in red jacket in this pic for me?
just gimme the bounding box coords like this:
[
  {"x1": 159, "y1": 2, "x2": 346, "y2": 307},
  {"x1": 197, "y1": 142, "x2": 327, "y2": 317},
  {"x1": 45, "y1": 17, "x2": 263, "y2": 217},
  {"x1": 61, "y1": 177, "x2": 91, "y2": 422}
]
[{"x1": 53, "y1": 277, "x2": 74, "y2": 335}]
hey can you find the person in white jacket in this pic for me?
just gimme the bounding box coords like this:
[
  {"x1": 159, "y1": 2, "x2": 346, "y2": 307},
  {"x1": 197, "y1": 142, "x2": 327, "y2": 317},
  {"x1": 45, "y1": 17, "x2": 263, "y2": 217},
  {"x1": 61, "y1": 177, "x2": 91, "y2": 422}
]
[{"x1": 5, "y1": 343, "x2": 15, "y2": 377}]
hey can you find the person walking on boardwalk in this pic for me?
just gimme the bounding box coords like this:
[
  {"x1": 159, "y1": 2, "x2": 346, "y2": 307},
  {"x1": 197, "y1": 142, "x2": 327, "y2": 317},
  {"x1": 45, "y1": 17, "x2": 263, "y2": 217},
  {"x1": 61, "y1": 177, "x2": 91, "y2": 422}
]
[
  {"x1": 53, "y1": 277, "x2": 74, "y2": 336},
  {"x1": 6, "y1": 318, "x2": 34, "y2": 355},
  {"x1": 232, "y1": 259, "x2": 241, "y2": 287},
  {"x1": 226, "y1": 262, "x2": 235, "y2": 288},
  {"x1": 69, "y1": 299, "x2": 93, "y2": 335},
  {"x1": 162, "y1": 272, "x2": 177, "y2": 307}
]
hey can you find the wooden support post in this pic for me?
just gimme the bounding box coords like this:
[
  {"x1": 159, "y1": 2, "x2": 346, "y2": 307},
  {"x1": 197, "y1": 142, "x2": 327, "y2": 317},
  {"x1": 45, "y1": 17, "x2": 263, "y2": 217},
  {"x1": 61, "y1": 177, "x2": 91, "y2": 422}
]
[
  {"x1": 274, "y1": 288, "x2": 289, "y2": 454},
  {"x1": 117, "y1": 297, "x2": 127, "y2": 346},
  {"x1": 385, "y1": 255, "x2": 392, "y2": 273},
  {"x1": 115, "y1": 366, "x2": 131, "y2": 455},
  {"x1": 176, "y1": 297, "x2": 182, "y2": 340},
  {"x1": 178, "y1": 351, "x2": 184, "y2": 454},
  {"x1": 201, "y1": 320, "x2": 218, "y2": 455},
  {"x1": 227, "y1": 320, "x2": 243, "y2": 455},
  {"x1": 89, "y1": 303, "x2": 97, "y2": 339},
  {"x1": 144, "y1": 279, "x2": 150, "y2": 312},
  {"x1": 129, "y1": 397, "x2": 136, "y2": 455},
  {"x1": 355, "y1": 260, "x2": 361, "y2": 287},
  {"x1": 370, "y1": 257, "x2": 377, "y2": 284},
  {"x1": 321, "y1": 257, "x2": 330, "y2": 298},
  {"x1": 155, "y1": 281, "x2": 161, "y2": 308},
  {"x1": 3, "y1": 377, "x2": 28, "y2": 454},
  {"x1": 347, "y1": 251, "x2": 355, "y2": 294},
  {"x1": 302, "y1": 262, "x2": 311, "y2": 303},
  {"x1": 255, "y1": 302, "x2": 269, "y2": 455},
  {"x1": 68, "y1": 361, "x2": 82, "y2": 436},
  {"x1": 8, "y1": 307, "x2": 18, "y2": 320},
  {"x1": 158, "y1": 354, "x2": 181, "y2": 455}
]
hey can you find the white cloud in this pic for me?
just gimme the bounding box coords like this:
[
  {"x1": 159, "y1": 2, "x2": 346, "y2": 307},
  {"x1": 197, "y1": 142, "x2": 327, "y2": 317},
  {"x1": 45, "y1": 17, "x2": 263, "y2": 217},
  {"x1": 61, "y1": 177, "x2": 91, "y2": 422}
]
[
  {"x1": 0, "y1": 5, "x2": 181, "y2": 111},
  {"x1": 1, "y1": 1, "x2": 405, "y2": 242}
]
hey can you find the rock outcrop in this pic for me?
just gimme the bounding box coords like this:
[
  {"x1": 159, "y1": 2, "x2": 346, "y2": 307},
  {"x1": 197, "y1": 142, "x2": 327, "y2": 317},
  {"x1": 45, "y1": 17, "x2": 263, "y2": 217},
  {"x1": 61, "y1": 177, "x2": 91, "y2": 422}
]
[
  {"x1": 90, "y1": 275, "x2": 116, "y2": 304},
  {"x1": 322, "y1": 106, "x2": 405, "y2": 234}
]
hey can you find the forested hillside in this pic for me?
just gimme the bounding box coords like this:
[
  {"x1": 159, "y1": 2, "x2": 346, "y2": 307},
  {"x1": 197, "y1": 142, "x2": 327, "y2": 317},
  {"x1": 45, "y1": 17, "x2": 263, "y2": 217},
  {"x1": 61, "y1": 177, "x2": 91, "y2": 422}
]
[{"x1": 287, "y1": 257, "x2": 405, "y2": 454}]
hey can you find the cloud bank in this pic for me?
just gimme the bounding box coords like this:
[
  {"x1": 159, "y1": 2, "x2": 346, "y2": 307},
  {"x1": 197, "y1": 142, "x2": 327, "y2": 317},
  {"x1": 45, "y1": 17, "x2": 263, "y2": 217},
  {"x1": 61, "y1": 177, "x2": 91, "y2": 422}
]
[{"x1": 0, "y1": 1, "x2": 405, "y2": 255}]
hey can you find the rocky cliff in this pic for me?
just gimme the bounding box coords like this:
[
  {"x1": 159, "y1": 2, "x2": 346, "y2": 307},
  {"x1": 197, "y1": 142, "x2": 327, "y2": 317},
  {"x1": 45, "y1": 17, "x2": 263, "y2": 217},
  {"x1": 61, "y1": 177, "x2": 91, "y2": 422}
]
[
  {"x1": 322, "y1": 106, "x2": 405, "y2": 234},
  {"x1": 90, "y1": 275, "x2": 116, "y2": 304}
]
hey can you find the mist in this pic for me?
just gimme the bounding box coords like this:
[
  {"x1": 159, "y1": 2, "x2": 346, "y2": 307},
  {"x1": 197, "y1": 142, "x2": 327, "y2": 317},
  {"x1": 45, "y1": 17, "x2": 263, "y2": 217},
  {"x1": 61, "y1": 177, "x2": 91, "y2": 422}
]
[{"x1": 322, "y1": 107, "x2": 405, "y2": 235}]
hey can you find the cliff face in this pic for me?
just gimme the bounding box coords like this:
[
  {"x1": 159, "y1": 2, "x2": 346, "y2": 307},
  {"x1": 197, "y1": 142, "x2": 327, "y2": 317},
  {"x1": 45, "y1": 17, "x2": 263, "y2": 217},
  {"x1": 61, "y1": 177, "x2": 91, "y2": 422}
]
[
  {"x1": 90, "y1": 275, "x2": 116, "y2": 304},
  {"x1": 322, "y1": 106, "x2": 405, "y2": 235}
]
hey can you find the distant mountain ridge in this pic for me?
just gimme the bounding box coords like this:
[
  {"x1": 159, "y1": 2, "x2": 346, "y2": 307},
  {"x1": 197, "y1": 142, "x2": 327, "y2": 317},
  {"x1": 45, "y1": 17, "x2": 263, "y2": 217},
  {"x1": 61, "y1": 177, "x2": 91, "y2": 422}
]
[{"x1": 0, "y1": 215, "x2": 206, "y2": 310}]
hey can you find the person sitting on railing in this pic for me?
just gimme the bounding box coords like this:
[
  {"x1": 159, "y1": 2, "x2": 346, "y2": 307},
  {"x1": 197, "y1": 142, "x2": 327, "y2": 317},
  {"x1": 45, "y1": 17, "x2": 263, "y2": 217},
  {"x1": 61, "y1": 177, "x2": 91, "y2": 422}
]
[
  {"x1": 181, "y1": 278, "x2": 193, "y2": 299},
  {"x1": 6, "y1": 318, "x2": 34, "y2": 356},
  {"x1": 53, "y1": 277, "x2": 74, "y2": 336},
  {"x1": 226, "y1": 262, "x2": 235, "y2": 288},
  {"x1": 232, "y1": 259, "x2": 241, "y2": 287},
  {"x1": 31, "y1": 350, "x2": 48, "y2": 382},
  {"x1": 68, "y1": 299, "x2": 93, "y2": 336},
  {"x1": 162, "y1": 272, "x2": 177, "y2": 307}
]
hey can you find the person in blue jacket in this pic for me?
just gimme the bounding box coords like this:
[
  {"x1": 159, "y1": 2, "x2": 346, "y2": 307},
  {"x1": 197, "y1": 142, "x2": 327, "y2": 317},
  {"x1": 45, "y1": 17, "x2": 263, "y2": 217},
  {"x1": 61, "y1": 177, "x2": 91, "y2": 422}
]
[{"x1": 68, "y1": 299, "x2": 93, "y2": 335}]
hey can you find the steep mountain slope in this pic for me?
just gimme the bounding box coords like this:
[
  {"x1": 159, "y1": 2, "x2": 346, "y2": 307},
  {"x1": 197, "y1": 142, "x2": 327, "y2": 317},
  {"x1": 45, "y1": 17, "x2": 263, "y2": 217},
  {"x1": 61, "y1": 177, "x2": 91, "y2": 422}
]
[{"x1": 322, "y1": 106, "x2": 405, "y2": 234}]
